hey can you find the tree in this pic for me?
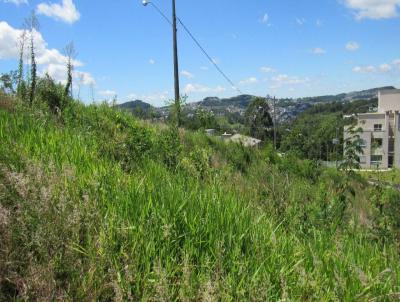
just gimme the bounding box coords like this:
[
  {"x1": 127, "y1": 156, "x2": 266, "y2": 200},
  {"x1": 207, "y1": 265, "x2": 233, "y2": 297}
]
[
  {"x1": 64, "y1": 42, "x2": 77, "y2": 97},
  {"x1": 0, "y1": 71, "x2": 18, "y2": 94},
  {"x1": 169, "y1": 95, "x2": 186, "y2": 127},
  {"x1": 340, "y1": 124, "x2": 364, "y2": 172},
  {"x1": 245, "y1": 97, "x2": 273, "y2": 140},
  {"x1": 17, "y1": 30, "x2": 27, "y2": 100},
  {"x1": 25, "y1": 11, "x2": 39, "y2": 105},
  {"x1": 281, "y1": 113, "x2": 343, "y2": 161}
]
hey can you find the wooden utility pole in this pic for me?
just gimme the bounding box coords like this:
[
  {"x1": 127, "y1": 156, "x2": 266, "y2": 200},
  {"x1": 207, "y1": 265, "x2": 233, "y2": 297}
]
[{"x1": 172, "y1": 0, "x2": 181, "y2": 124}]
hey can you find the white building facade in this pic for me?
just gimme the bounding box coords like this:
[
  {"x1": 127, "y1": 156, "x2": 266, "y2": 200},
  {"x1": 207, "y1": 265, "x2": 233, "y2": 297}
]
[{"x1": 344, "y1": 89, "x2": 400, "y2": 169}]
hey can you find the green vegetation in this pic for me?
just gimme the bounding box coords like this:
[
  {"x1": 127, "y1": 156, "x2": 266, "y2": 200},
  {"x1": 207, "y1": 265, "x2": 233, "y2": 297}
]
[
  {"x1": 280, "y1": 99, "x2": 378, "y2": 161},
  {"x1": 1, "y1": 86, "x2": 400, "y2": 300}
]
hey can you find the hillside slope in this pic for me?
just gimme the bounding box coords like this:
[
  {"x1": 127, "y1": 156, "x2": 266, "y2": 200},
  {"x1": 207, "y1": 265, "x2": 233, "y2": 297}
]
[{"x1": 1, "y1": 100, "x2": 399, "y2": 301}]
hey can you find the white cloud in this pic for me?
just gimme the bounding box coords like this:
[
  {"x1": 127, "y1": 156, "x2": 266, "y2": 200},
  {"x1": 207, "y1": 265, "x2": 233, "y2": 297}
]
[
  {"x1": 352, "y1": 60, "x2": 400, "y2": 73},
  {"x1": 311, "y1": 47, "x2": 326, "y2": 55},
  {"x1": 262, "y1": 13, "x2": 269, "y2": 23},
  {"x1": 239, "y1": 77, "x2": 258, "y2": 85},
  {"x1": 181, "y1": 70, "x2": 194, "y2": 79},
  {"x1": 211, "y1": 58, "x2": 220, "y2": 65},
  {"x1": 0, "y1": 21, "x2": 94, "y2": 86},
  {"x1": 270, "y1": 74, "x2": 309, "y2": 89},
  {"x1": 37, "y1": 0, "x2": 80, "y2": 24},
  {"x1": 260, "y1": 66, "x2": 276, "y2": 73},
  {"x1": 393, "y1": 59, "x2": 400, "y2": 69},
  {"x1": 126, "y1": 91, "x2": 170, "y2": 104},
  {"x1": 99, "y1": 90, "x2": 117, "y2": 97},
  {"x1": 2, "y1": 0, "x2": 28, "y2": 5},
  {"x1": 200, "y1": 66, "x2": 209, "y2": 71},
  {"x1": 149, "y1": 59, "x2": 155, "y2": 64},
  {"x1": 352, "y1": 65, "x2": 376, "y2": 73},
  {"x1": 379, "y1": 63, "x2": 392, "y2": 72},
  {"x1": 346, "y1": 41, "x2": 360, "y2": 51},
  {"x1": 296, "y1": 18, "x2": 306, "y2": 25},
  {"x1": 343, "y1": 0, "x2": 400, "y2": 20},
  {"x1": 316, "y1": 19, "x2": 323, "y2": 27},
  {"x1": 184, "y1": 83, "x2": 226, "y2": 94}
]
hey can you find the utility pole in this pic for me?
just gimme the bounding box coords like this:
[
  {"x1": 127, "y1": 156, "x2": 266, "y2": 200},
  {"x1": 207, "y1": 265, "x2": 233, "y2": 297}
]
[{"x1": 172, "y1": 0, "x2": 181, "y2": 125}]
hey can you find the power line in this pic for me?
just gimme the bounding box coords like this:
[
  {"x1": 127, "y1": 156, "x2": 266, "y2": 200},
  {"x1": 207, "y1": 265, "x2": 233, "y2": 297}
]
[
  {"x1": 147, "y1": 2, "x2": 172, "y2": 26},
  {"x1": 145, "y1": 1, "x2": 242, "y2": 95},
  {"x1": 177, "y1": 17, "x2": 242, "y2": 95}
]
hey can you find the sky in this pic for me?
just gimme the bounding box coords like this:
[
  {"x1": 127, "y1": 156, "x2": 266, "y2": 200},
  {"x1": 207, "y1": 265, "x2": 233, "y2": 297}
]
[{"x1": 0, "y1": 0, "x2": 400, "y2": 106}]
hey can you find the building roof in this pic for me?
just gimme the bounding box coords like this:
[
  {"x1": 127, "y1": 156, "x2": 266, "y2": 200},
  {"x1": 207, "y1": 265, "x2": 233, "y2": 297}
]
[{"x1": 379, "y1": 89, "x2": 400, "y2": 96}]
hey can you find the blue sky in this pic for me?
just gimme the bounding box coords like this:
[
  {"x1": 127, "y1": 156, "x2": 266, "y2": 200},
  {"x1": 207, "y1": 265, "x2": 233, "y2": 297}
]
[{"x1": 1, "y1": 0, "x2": 400, "y2": 106}]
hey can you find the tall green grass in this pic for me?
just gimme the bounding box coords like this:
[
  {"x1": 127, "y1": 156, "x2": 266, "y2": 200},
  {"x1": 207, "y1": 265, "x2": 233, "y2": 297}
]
[{"x1": 0, "y1": 102, "x2": 399, "y2": 301}]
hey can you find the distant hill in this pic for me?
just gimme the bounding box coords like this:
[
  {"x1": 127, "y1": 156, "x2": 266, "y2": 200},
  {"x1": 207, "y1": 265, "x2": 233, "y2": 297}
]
[
  {"x1": 298, "y1": 86, "x2": 395, "y2": 103},
  {"x1": 116, "y1": 86, "x2": 396, "y2": 122},
  {"x1": 116, "y1": 100, "x2": 153, "y2": 112}
]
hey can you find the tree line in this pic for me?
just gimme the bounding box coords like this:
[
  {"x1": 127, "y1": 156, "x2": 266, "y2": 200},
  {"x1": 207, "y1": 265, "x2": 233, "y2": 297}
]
[{"x1": 0, "y1": 11, "x2": 77, "y2": 113}]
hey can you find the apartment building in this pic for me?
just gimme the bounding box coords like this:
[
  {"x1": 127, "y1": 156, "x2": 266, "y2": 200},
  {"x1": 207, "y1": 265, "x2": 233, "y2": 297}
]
[{"x1": 344, "y1": 89, "x2": 400, "y2": 169}]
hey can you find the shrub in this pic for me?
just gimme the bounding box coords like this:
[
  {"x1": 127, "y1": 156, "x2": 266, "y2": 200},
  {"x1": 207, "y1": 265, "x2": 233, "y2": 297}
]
[{"x1": 35, "y1": 75, "x2": 70, "y2": 113}]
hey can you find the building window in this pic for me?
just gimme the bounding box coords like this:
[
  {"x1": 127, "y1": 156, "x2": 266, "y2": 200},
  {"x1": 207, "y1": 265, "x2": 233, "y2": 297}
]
[
  {"x1": 360, "y1": 139, "x2": 367, "y2": 148},
  {"x1": 359, "y1": 156, "x2": 367, "y2": 164},
  {"x1": 372, "y1": 138, "x2": 383, "y2": 148},
  {"x1": 374, "y1": 124, "x2": 383, "y2": 131},
  {"x1": 371, "y1": 155, "x2": 383, "y2": 163}
]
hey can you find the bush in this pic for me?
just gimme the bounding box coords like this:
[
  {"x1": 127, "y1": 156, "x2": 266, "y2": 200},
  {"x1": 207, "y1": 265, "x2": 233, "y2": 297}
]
[{"x1": 36, "y1": 75, "x2": 70, "y2": 113}]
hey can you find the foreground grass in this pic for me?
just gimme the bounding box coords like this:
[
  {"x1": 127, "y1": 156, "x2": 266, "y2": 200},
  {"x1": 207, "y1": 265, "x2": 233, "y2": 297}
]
[
  {"x1": 1, "y1": 102, "x2": 399, "y2": 301},
  {"x1": 362, "y1": 169, "x2": 400, "y2": 187}
]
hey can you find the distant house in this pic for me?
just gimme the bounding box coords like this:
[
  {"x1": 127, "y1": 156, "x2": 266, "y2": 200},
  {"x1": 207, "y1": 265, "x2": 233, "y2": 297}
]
[
  {"x1": 344, "y1": 89, "x2": 400, "y2": 169},
  {"x1": 228, "y1": 134, "x2": 262, "y2": 148}
]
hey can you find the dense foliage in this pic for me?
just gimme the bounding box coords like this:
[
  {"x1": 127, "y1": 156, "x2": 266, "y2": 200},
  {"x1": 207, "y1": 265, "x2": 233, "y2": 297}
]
[
  {"x1": 279, "y1": 99, "x2": 378, "y2": 161},
  {"x1": 0, "y1": 89, "x2": 399, "y2": 300}
]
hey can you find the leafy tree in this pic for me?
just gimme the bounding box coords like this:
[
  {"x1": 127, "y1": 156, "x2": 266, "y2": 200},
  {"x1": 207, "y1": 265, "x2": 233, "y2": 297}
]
[
  {"x1": 17, "y1": 30, "x2": 27, "y2": 100},
  {"x1": 64, "y1": 42, "x2": 77, "y2": 97},
  {"x1": 0, "y1": 71, "x2": 18, "y2": 94},
  {"x1": 245, "y1": 97, "x2": 273, "y2": 140},
  {"x1": 25, "y1": 11, "x2": 39, "y2": 105},
  {"x1": 340, "y1": 124, "x2": 364, "y2": 172},
  {"x1": 280, "y1": 113, "x2": 343, "y2": 161},
  {"x1": 36, "y1": 74, "x2": 69, "y2": 113},
  {"x1": 169, "y1": 95, "x2": 187, "y2": 127}
]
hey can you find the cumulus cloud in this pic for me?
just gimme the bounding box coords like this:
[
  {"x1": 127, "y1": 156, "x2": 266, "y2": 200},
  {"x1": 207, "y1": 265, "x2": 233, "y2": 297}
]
[
  {"x1": 41, "y1": 63, "x2": 95, "y2": 85},
  {"x1": 239, "y1": 77, "x2": 258, "y2": 85},
  {"x1": 2, "y1": 0, "x2": 28, "y2": 5},
  {"x1": 296, "y1": 18, "x2": 306, "y2": 25},
  {"x1": 311, "y1": 47, "x2": 326, "y2": 55},
  {"x1": 260, "y1": 66, "x2": 276, "y2": 73},
  {"x1": 260, "y1": 13, "x2": 271, "y2": 25},
  {"x1": 0, "y1": 21, "x2": 94, "y2": 86},
  {"x1": 392, "y1": 59, "x2": 400, "y2": 68},
  {"x1": 184, "y1": 83, "x2": 226, "y2": 94},
  {"x1": 352, "y1": 65, "x2": 376, "y2": 73},
  {"x1": 149, "y1": 59, "x2": 155, "y2": 65},
  {"x1": 352, "y1": 60, "x2": 399, "y2": 73},
  {"x1": 99, "y1": 90, "x2": 117, "y2": 100},
  {"x1": 37, "y1": 0, "x2": 80, "y2": 24},
  {"x1": 270, "y1": 74, "x2": 309, "y2": 89},
  {"x1": 346, "y1": 41, "x2": 360, "y2": 51},
  {"x1": 126, "y1": 91, "x2": 170, "y2": 104},
  {"x1": 343, "y1": 0, "x2": 400, "y2": 20},
  {"x1": 181, "y1": 70, "x2": 194, "y2": 79}
]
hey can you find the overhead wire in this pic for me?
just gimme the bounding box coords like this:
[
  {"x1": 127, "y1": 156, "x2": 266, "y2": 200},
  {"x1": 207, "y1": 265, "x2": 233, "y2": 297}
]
[{"x1": 147, "y1": 1, "x2": 243, "y2": 95}]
